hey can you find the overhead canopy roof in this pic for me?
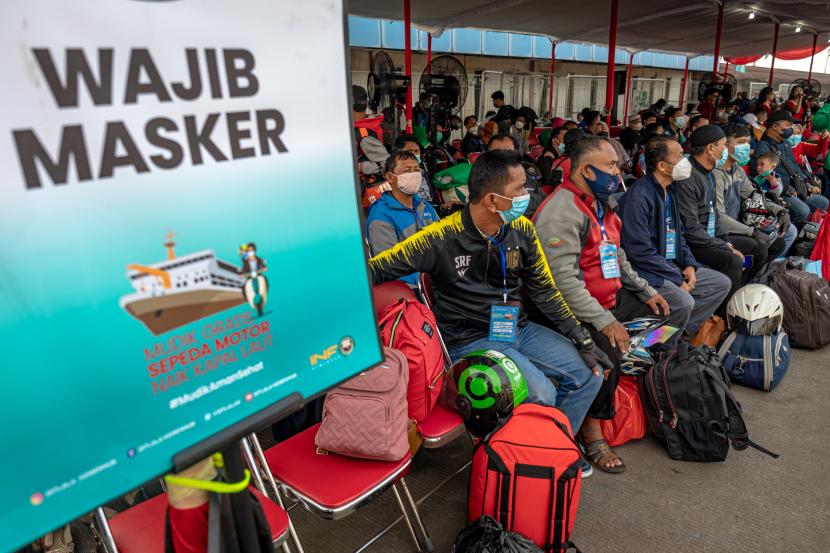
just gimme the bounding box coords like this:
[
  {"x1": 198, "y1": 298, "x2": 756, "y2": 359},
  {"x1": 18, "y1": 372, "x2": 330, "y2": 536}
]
[{"x1": 349, "y1": 1, "x2": 830, "y2": 60}]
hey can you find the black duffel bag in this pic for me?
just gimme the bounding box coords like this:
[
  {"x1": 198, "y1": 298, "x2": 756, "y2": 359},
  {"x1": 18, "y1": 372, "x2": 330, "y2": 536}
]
[
  {"x1": 453, "y1": 516, "x2": 552, "y2": 553},
  {"x1": 640, "y1": 343, "x2": 777, "y2": 462}
]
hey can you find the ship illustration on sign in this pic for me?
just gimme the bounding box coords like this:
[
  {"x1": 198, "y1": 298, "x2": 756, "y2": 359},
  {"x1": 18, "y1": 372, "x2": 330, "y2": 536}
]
[{"x1": 119, "y1": 233, "x2": 246, "y2": 335}]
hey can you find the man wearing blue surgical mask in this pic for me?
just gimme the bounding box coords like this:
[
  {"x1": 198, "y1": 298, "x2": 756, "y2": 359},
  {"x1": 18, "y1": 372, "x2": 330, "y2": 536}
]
[
  {"x1": 675, "y1": 124, "x2": 744, "y2": 317},
  {"x1": 532, "y1": 136, "x2": 670, "y2": 474},
  {"x1": 712, "y1": 124, "x2": 788, "y2": 278},
  {"x1": 369, "y1": 150, "x2": 610, "y2": 476}
]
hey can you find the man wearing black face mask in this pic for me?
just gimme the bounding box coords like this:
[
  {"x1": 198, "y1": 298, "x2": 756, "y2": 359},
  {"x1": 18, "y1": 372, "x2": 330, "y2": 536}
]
[
  {"x1": 751, "y1": 110, "x2": 829, "y2": 223},
  {"x1": 532, "y1": 135, "x2": 670, "y2": 474}
]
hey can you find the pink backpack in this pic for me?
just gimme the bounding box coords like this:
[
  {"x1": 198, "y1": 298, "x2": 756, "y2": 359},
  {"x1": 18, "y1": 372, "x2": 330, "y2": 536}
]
[
  {"x1": 379, "y1": 299, "x2": 445, "y2": 423},
  {"x1": 315, "y1": 346, "x2": 410, "y2": 461}
]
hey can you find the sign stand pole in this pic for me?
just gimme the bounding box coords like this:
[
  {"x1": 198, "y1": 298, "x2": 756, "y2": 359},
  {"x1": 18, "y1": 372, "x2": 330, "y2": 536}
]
[{"x1": 92, "y1": 394, "x2": 304, "y2": 552}]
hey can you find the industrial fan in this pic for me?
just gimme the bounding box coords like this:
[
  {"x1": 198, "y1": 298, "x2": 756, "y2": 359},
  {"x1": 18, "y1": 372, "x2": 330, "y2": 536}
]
[
  {"x1": 419, "y1": 55, "x2": 468, "y2": 135},
  {"x1": 697, "y1": 72, "x2": 738, "y2": 102},
  {"x1": 789, "y1": 78, "x2": 822, "y2": 101},
  {"x1": 366, "y1": 51, "x2": 410, "y2": 142}
]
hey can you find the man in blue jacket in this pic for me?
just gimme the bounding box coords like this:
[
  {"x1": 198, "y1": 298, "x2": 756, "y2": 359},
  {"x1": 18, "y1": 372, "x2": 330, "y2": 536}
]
[
  {"x1": 618, "y1": 136, "x2": 731, "y2": 335},
  {"x1": 366, "y1": 151, "x2": 439, "y2": 286}
]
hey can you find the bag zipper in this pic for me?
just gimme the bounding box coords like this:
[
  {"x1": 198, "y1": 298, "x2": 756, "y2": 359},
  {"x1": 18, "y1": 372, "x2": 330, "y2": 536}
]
[
  {"x1": 647, "y1": 362, "x2": 664, "y2": 423},
  {"x1": 763, "y1": 335, "x2": 772, "y2": 391},
  {"x1": 660, "y1": 350, "x2": 679, "y2": 428}
]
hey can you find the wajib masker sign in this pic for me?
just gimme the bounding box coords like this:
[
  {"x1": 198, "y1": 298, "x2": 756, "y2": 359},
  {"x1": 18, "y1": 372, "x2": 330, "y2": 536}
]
[{"x1": 0, "y1": 1, "x2": 381, "y2": 550}]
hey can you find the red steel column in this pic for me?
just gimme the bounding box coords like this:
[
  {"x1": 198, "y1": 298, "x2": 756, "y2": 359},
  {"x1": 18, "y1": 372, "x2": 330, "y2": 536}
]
[
  {"x1": 427, "y1": 33, "x2": 432, "y2": 67},
  {"x1": 623, "y1": 54, "x2": 634, "y2": 124},
  {"x1": 404, "y1": 0, "x2": 413, "y2": 132},
  {"x1": 768, "y1": 22, "x2": 779, "y2": 86},
  {"x1": 712, "y1": 2, "x2": 724, "y2": 76},
  {"x1": 679, "y1": 56, "x2": 690, "y2": 109},
  {"x1": 548, "y1": 40, "x2": 557, "y2": 117},
  {"x1": 808, "y1": 33, "x2": 818, "y2": 85},
  {"x1": 604, "y1": 0, "x2": 619, "y2": 125}
]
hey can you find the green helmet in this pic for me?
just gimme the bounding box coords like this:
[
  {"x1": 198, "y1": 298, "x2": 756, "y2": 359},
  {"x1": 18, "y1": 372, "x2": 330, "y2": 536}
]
[{"x1": 448, "y1": 350, "x2": 529, "y2": 436}]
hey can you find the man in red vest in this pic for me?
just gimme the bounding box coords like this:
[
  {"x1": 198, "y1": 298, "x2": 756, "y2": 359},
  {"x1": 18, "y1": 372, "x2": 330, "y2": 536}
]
[{"x1": 532, "y1": 135, "x2": 670, "y2": 474}]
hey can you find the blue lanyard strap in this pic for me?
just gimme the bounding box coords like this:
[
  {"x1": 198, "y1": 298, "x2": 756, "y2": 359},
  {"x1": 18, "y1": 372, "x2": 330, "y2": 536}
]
[
  {"x1": 485, "y1": 227, "x2": 508, "y2": 302},
  {"x1": 665, "y1": 193, "x2": 672, "y2": 228},
  {"x1": 595, "y1": 202, "x2": 609, "y2": 242},
  {"x1": 704, "y1": 172, "x2": 715, "y2": 209}
]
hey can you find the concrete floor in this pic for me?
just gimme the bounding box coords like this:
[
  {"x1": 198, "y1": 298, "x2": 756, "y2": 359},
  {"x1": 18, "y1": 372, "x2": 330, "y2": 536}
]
[{"x1": 282, "y1": 347, "x2": 830, "y2": 553}]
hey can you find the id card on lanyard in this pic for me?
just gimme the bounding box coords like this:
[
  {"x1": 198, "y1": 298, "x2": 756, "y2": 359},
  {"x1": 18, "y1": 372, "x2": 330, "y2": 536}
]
[
  {"x1": 705, "y1": 173, "x2": 716, "y2": 238},
  {"x1": 486, "y1": 229, "x2": 520, "y2": 343},
  {"x1": 665, "y1": 193, "x2": 677, "y2": 260},
  {"x1": 596, "y1": 202, "x2": 621, "y2": 279}
]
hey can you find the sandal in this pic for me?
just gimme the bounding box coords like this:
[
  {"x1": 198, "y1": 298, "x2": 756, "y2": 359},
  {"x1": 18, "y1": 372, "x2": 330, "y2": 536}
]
[{"x1": 583, "y1": 439, "x2": 627, "y2": 474}]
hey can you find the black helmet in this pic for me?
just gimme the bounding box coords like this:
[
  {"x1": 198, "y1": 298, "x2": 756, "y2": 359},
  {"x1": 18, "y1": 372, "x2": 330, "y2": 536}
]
[{"x1": 447, "y1": 350, "x2": 528, "y2": 437}]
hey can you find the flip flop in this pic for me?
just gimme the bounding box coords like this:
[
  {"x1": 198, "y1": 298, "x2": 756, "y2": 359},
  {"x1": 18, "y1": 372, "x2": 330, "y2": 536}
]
[{"x1": 583, "y1": 438, "x2": 627, "y2": 474}]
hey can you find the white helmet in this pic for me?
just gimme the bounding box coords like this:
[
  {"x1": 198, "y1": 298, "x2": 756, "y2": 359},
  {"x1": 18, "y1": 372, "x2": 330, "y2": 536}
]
[{"x1": 726, "y1": 284, "x2": 783, "y2": 336}]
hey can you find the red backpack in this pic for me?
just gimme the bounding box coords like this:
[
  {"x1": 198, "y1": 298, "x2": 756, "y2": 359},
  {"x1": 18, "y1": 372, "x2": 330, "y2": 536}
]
[
  {"x1": 379, "y1": 299, "x2": 445, "y2": 423},
  {"x1": 468, "y1": 403, "x2": 582, "y2": 553}
]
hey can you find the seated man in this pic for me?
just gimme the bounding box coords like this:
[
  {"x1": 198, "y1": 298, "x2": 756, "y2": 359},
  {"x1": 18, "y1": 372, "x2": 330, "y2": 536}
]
[
  {"x1": 713, "y1": 123, "x2": 793, "y2": 260},
  {"x1": 486, "y1": 134, "x2": 546, "y2": 218},
  {"x1": 460, "y1": 115, "x2": 485, "y2": 157},
  {"x1": 352, "y1": 85, "x2": 390, "y2": 207},
  {"x1": 366, "y1": 151, "x2": 439, "y2": 286},
  {"x1": 662, "y1": 106, "x2": 687, "y2": 143},
  {"x1": 751, "y1": 110, "x2": 830, "y2": 223},
  {"x1": 369, "y1": 150, "x2": 609, "y2": 475},
  {"x1": 619, "y1": 113, "x2": 643, "y2": 157},
  {"x1": 619, "y1": 136, "x2": 732, "y2": 334},
  {"x1": 675, "y1": 125, "x2": 745, "y2": 315},
  {"x1": 510, "y1": 112, "x2": 530, "y2": 153},
  {"x1": 533, "y1": 135, "x2": 670, "y2": 474},
  {"x1": 393, "y1": 134, "x2": 434, "y2": 202}
]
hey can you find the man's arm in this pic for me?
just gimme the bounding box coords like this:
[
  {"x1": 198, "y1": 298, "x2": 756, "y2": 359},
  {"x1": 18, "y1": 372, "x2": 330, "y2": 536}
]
[
  {"x1": 536, "y1": 212, "x2": 616, "y2": 331},
  {"x1": 619, "y1": 199, "x2": 684, "y2": 283},
  {"x1": 358, "y1": 136, "x2": 389, "y2": 175},
  {"x1": 368, "y1": 219, "x2": 445, "y2": 283},
  {"x1": 513, "y1": 217, "x2": 581, "y2": 337},
  {"x1": 713, "y1": 171, "x2": 754, "y2": 236},
  {"x1": 366, "y1": 217, "x2": 400, "y2": 257},
  {"x1": 617, "y1": 246, "x2": 657, "y2": 301},
  {"x1": 675, "y1": 177, "x2": 729, "y2": 249}
]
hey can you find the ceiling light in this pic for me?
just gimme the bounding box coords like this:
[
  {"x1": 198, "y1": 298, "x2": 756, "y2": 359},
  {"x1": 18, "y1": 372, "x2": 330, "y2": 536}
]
[
  {"x1": 748, "y1": 11, "x2": 755, "y2": 20},
  {"x1": 796, "y1": 26, "x2": 802, "y2": 33}
]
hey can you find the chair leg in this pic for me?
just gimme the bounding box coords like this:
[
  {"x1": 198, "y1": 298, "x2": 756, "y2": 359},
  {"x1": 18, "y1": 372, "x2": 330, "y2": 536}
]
[
  {"x1": 93, "y1": 507, "x2": 118, "y2": 553},
  {"x1": 249, "y1": 433, "x2": 306, "y2": 553},
  {"x1": 391, "y1": 482, "x2": 423, "y2": 552},
  {"x1": 240, "y1": 438, "x2": 292, "y2": 553},
  {"x1": 399, "y1": 478, "x2": 434, "y2": 553}
]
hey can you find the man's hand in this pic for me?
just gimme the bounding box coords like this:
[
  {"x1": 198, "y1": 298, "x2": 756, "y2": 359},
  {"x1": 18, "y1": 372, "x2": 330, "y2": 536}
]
[
  {"x1": 601, "y1": 321, "x2": 630, "y2": 353},
  {"x1": 727, "y1": 243, "x2": 744, "y2": 260},
  {"x1": 821, "y1": 129, "x2": 830, "y2": 140},
  {"x1": 645, "y1": 293, "x2": 671, "y2": 316},
  {"x1": 682, "y1": 266, "x2": 697, "y2": 290},
  {"x1": 572, "y1": 328, "x2": 614, "y2": 378}
]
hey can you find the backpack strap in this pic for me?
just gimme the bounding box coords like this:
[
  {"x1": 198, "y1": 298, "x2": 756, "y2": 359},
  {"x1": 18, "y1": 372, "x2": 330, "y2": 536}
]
[
  {"x1": 483, "y1": 443, "x2": 511, "y2": 527},
  {"x1": 377, "y1": 300, "x2": 407, "y2": 346},
  {"x1": 701, "y1": 366, "x2": 779, "y2": 458}
]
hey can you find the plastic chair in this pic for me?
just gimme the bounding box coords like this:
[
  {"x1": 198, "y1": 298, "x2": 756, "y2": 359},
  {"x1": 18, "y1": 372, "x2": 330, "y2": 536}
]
[
  {"x1": 467, "y1": 151, "x2": 482, "y2": 163},
  {"x1": 95, "y1": 487, "x2": 291, "y2": 553},
  {"x1": 254, "y1": 424, "x2": 434, "y2": 552}
]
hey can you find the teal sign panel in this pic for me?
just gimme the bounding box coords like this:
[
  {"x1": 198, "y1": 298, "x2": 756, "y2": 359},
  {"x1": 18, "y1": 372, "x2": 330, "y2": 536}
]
[{"x1": 0, "y1": 1, "x2": 382, "y2": 550}]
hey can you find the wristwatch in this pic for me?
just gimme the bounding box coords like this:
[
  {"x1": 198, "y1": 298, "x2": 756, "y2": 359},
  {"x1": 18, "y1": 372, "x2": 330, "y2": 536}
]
[{"x1": 567, "y1": 326, "x2": 594, "y2": 349}]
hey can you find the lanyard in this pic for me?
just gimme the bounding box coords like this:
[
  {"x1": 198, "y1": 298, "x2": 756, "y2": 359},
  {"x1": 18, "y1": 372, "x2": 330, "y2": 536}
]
[
  {"x1": 704, "y1": 172, "x2": 715, "y2": 210},
  {"x1": 665, "y1": 193, "x2": 673, "y2": 228},
  {"x1": 485, "y1": 227, "x2": 509, "y2": 302},
  {"x1": 595, "y1": 201, "x2": 609, "y2": 242}
]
